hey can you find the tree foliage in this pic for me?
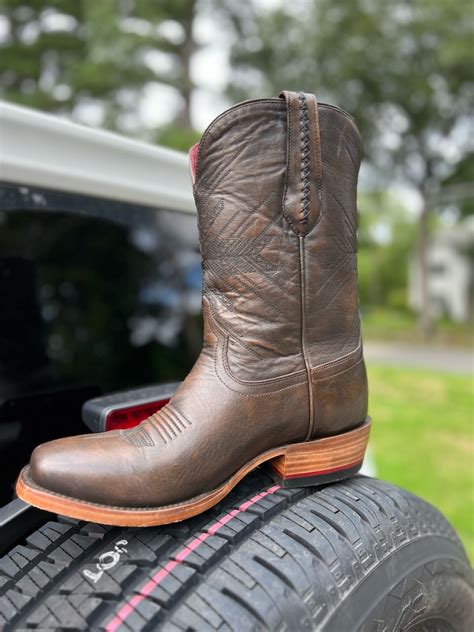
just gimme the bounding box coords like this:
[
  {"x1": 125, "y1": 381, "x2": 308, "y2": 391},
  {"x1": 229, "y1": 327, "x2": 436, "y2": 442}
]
[
  {"x1": 357, "y1": 192, "x2": 416, "y2": 309},
  {"x1": 230, "y1": 0, "x2": 473, "y2": 190},
  {"x1": 0, "y1": 0, "x2": 199, "y2": 133}
]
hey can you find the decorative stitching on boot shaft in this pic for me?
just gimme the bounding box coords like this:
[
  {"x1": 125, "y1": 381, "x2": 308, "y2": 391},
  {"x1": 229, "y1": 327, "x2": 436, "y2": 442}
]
[{"x1": 298, "y1": 92, "x2": 311, "y2": 226}]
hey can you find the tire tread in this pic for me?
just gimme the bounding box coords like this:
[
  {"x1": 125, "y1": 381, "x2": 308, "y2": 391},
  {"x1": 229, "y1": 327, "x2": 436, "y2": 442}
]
[{"x1": 0, "y1": 473, "x2": 471, "y2": 631}]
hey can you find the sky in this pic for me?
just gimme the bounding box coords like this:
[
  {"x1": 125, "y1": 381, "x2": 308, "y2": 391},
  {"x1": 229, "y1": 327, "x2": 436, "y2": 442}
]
[
  {"x1": 134, "y1": 1, "x2": 286, "y2": 133},
  {"x1": 139, "y1": 11, "x2": 233, "y2": 134}
]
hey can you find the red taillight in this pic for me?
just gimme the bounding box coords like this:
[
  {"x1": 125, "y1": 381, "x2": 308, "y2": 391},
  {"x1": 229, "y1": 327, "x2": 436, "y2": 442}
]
[{"x1": 105, "y1": 398, "x2": 170, "y2": 431}]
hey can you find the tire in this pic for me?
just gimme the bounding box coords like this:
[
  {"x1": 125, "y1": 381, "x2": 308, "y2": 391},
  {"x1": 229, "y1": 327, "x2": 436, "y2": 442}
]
[{"x1": 0, "y1": 473, "x2": 472, "y2": 631}]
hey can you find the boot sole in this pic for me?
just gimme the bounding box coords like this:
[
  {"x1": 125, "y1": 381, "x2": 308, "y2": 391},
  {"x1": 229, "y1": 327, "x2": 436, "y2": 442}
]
[{"x1": 16, "y1": 418, "x2": 371, "y2": 527}]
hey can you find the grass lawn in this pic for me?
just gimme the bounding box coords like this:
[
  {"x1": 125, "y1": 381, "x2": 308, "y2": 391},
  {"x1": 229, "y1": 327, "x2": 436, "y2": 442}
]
[
  {"x1": 367, "y1": 363, "x2": 474, "y2": 560},
  {"x1": 362, "y1": 307, "x2": 473, "y2": 347}
]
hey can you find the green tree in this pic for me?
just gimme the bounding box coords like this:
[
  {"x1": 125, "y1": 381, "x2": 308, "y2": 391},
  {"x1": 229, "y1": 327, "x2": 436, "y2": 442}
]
[
  {"x1": 357, "y1": 192, "x2": 417, "y2": 310},
  {"x1": 0, "y1": 0, "x2": 202, "y2": 137},
  {"x1": 0, "y1": 0, "x2": 83, "y2": 111},
  {"x1": 229, "y1": 0, "x2": 474, "y2": 336},
  {"x1": 438, "y1": 154, "x2": 474, "y2": 220}
]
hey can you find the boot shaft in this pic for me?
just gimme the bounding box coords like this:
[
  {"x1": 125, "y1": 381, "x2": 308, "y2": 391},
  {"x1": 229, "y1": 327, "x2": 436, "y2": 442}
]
[{"x1": 192, "y1": 92, "x2": 363, "y2": 384}]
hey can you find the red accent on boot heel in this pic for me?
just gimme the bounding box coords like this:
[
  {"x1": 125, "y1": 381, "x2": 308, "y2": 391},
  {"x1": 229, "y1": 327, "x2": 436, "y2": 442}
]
[{"x1": 266, "y1": 418, "x2": 371, "y2": 488}]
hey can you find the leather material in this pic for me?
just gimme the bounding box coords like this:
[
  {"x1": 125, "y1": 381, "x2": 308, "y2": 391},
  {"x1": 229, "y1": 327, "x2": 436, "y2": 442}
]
[
  {"x1": 27, "y1": 92, "x2": 368, "y2": 508},
  {"x1": 311, "y1": 344, "x2": 368, "y2": 438},
  {"x1": 280, "y1": 91, "x2": 322, "y2": 234}
]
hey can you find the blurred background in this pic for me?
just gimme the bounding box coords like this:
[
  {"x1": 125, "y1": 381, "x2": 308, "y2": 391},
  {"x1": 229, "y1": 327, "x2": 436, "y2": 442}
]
[{"x1": 0, "y1": 1, "x2": 473, "y2": 556}]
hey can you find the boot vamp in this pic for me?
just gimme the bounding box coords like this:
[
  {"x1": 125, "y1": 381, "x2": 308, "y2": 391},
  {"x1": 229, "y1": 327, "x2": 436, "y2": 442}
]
[
  {"x1": 29, "y1": 355, "x2": 308, "y2": 508},
  {"x1": 29, "y1": 430, "x2": 172, "y2": 507}
]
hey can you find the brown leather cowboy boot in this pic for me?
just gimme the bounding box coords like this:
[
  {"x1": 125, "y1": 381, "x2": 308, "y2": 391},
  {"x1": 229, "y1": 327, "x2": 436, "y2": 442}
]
[{"x1": 16, "y1": 91, "x2": 370, "y2": 526}]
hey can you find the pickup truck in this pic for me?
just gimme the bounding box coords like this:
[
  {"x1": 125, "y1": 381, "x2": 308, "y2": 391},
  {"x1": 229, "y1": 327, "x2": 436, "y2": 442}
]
[{"x1": 0, "y1": 102, "x2": 472, "y2": 631}]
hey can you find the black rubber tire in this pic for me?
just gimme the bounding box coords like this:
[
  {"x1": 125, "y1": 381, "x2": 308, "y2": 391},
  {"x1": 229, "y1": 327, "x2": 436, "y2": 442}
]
[{"x1": 0, "y1": 473, "x2": 472, "y2": 631}]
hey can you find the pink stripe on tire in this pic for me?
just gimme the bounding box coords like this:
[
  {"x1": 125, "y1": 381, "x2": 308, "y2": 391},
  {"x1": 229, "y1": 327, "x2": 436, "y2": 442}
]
[{"x1": 105, "y1": 484, "x2": 281, "y2": 632}]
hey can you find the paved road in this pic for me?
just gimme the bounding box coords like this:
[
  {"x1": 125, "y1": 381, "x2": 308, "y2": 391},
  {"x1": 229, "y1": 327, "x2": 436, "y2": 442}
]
[{"x1": 364, "y1": 341, "x2": 473, "y2": 374}]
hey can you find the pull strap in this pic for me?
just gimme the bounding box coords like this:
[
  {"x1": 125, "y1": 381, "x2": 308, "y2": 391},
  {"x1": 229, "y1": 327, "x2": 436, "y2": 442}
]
[{"x1": 279, "y1": 91, "x2": 322, "y2": 235}]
